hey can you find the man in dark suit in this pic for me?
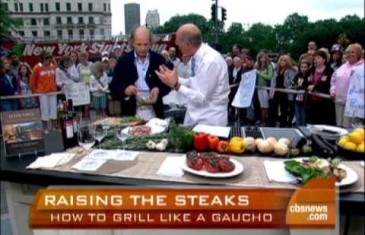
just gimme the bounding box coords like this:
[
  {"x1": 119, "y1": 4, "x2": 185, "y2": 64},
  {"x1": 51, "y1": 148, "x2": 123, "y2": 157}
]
[
  {"x1": 228, "y1": 56, "x2": 243, "y2": 123},
  {"x1": 110, "y1": 27, "x2": 172, "y2": 119}
]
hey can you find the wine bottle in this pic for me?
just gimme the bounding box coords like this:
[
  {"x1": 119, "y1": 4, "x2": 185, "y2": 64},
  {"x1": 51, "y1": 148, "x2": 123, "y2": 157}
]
[
  {"x1": 61, "y1": 100, "x2": 75, "y2": 149},
  {"x1": 67, "y1": 99, "x2": 79, "y2": 147}
]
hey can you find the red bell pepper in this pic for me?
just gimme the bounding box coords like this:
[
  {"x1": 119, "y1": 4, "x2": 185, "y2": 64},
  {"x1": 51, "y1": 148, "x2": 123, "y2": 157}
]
[
  {"x1": 216, "y1": 140, "x2": 230, "y2": 154},
  {"x1": 194, "y1": 133, "x2": 209, "y2": 152},
  {"x1": 208, "y1": 135, "x2": 219, "y2": 150}
]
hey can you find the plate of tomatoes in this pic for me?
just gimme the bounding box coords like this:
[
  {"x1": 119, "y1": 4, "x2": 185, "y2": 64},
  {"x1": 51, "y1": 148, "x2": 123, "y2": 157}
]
[{"x1": 181, "y1": 151, "x2": 244, "y2": 178}]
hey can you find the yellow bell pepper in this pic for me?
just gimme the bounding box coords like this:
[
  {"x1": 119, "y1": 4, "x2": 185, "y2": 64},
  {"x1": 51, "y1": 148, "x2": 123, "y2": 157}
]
[{"x1": 229, "y1": 138, "x2": 245, "y2": 154}]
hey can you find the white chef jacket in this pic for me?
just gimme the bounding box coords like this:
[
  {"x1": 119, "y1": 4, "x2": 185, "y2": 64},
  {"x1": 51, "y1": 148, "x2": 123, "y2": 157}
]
[{"x1": 177, "y1": 43, "x2": 230, "y2": 126}]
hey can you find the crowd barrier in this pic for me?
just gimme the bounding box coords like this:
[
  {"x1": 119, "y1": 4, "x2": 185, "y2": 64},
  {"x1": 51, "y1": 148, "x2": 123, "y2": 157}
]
[{"x1": 0, "y1": 87, "x2": 332, "y2": 101}]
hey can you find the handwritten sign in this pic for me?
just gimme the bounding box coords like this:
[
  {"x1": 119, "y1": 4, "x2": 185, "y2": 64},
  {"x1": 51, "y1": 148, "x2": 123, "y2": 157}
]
[
  {"x1": 232, "y1": 69, "x2": 257, "y2": 108},
  {"x1": 345, "y1": 65, "x2": 364, "y2": 118},
  {"x1": 64, "y1": 82, "x2": 90, "y2": 106}
]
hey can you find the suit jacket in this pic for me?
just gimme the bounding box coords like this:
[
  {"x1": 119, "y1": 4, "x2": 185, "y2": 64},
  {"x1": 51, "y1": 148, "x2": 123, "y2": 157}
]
[
  {"x1": 110, "y1": 50, "x2": 172, "y2": 118},
  {"x1": 228, "y1": 68, "x2": 243, "y2": 103}
]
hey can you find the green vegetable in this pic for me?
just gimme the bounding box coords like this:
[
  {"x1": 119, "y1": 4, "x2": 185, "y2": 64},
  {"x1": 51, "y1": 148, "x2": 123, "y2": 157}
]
[
  {"x1": 289, "y1": 148, "x2": 300, "y2": 157},
  {"x1": 120, "y1": 116, "x2": 145, "y2": 123},
  {"x1": 168, "y1": 121, "x2": 194, "y2": 151},
  {"x1": 330, "y1": 158, "x2": 342, "y2": 168},
  {"x1": 284, "y1": 160, "x2": 332, "y2": 184}
]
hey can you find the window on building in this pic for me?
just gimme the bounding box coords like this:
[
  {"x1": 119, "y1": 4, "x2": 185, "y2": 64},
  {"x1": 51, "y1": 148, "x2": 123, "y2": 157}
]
[
  {"x1": 40, "y1": 3, "x2": 44, "y2": 12},
  {"x1": 44, "y1": 31, "x2": 50, "y2": 37},
  {"x1": 100, "y1": 28, "x2": 105, "y2": 35},
  {"x1": 32, "y1": 31, "x2": 38, "y2": 37},
  {"x1": 29, "y1": 3, "x2": 33, "y2": 12},
  {"x1": 14, "y1": 3, "x2": 18, "y2": 12},
  {"x1": 31, "y1": 19, "x2": 37, "y2": 26},
  {"x1": 78, "y1": 3, "x2": 82, "y2": 11},
  {"x1": 79, "y1": 29, "x2": 84, "y2": 39},
  {"x1": 67, "y1": 17, "x2": 72, "y2": 24},
  {"x1": 56, "y1": 17, "x2": 62, "y2": 24},
  {"x1": 66, "y1": 2, "x2": 71, "y2": 11},
  {"x1": 55, "y1": 2, "x2": 60, "y2": 11},
  {"x1": 88, "y1": 3, "x2": 92, "y2": 11},
  {"x1": 108, "y1": 4, "x2": 111, "y2": 12},
  {"x1": 45, "y1": 3, "x2": 49, "y2": 12},
  {"x1": 44, "y1": 18, "x2": 49, "y2": 26},
  {"x1": 103, "y1": 3, "x2": 107, "y2": 11},
  {"x1": 3, "y1": 3, "x2": 8, "y2": 11},
  {"x1": 18, "y1": 31, "x2": 25, "y2": 37},
  {"x1": 19, "y1": 3, "x2": 23, "y2": 12},
  {"x1": 88, "y1": 17, "x2": 94, "y2": 24},
  {"x1": 68, "y1": 30, "x2": 73, "y2": 39},
  {"x1": 78, "y1": 17, "x2": 84, "y2": 24},
  {"x1": 89, "y1": 29, "x2": 94, "y2": 39},
  {"x1": 57, "y1": 30, "x2": 62, "y2": 37}
]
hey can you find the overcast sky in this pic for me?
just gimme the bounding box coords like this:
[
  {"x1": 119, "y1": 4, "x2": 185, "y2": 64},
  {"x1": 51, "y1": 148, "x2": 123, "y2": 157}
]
[{"x1": 111, "y1": 0, "x2": 364, "y2": 35}]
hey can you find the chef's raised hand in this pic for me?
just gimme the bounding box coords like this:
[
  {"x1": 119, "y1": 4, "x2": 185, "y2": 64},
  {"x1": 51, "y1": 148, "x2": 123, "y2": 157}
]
[{"x1": 155, "y1": 65, "x2": 178, "y2": 88}]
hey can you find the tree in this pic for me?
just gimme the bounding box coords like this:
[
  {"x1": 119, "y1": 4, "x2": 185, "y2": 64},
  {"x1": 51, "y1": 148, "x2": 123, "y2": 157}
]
[
  {"x1": 245, "y1": 23, "x2": 276, "y2": 56},
  {"x1": 275, "y1": 13, "x2": 310, "y2": 54},
  {"x1": 0, "y1": 2, "x2": 22, "y2": 35},
  {"x1": 221, "y1": 23, "x2": 246, "y2": 53}
]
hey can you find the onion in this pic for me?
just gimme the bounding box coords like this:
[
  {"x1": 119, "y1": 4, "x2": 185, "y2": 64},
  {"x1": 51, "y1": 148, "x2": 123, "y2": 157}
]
[
  {"x1": 278, "y1": 138, "x2": 290, "y2": 146},
  {"x1": 257, "y1": 140, "x2": 274, "y2": 154},
  {"x1": 255, "y1": 138, "x2": 264, "y2": 145},
  {"x1": 243, "y1": 137, "x2": 256, "y2": 151},
  {"x1": 274, "y1": 142, "x2": 289, "y2": 156},
  {"x1": 266, "y1": 137, "x2": 277, "y2": 146}
]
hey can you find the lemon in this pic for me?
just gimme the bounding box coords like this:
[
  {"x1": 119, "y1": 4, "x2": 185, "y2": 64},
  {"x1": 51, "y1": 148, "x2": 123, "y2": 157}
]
[
  {"x1": 338, "y1": 136, "x2": 349, "y2": 146},
  {"x1": 352, "y1": 129, "x2": 365, "y2": 141},
  {"x1": 357, "y1": 143, "x2": 365, "y2": 153},
  {"x1": 343, "y1": 142, "x2": 357, "y2": 151},
  {"x1": 348, "y1": 132, "x2": 363, "y2": 145}
]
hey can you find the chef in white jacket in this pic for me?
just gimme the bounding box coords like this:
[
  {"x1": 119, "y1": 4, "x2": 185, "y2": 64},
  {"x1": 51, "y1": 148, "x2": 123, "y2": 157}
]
[{"x1": 156, "y1": 23, "x2": 230, "y2": 126}]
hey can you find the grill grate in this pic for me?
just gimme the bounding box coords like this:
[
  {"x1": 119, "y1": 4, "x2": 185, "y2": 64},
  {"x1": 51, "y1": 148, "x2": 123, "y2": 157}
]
[{"x1": 244, "y1": 126, "x2": 264, "y2": 139}]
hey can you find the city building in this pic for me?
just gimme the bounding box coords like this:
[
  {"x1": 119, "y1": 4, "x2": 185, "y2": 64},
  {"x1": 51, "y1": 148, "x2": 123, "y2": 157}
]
[
  {"x1": 145, "y1": 10, "x2": 160, "y2": 29},
  {"x1": 124, "y1": 3, "x2": 140, "y2": 35},
  {"x1": 4, "y1": 0, "x2": 112, "y2": 42}
]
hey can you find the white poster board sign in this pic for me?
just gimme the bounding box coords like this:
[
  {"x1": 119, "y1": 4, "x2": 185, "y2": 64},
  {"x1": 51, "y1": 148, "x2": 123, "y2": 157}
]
[
  {"x1": 345, "y1": 66, "x2": 364, "y2": 118},
  {"x1": 232, "y1": 69, "x2": 257, "y2": 108},
  {"x1": 64, "y1": 82, "x2": 91, "y2": 106}
]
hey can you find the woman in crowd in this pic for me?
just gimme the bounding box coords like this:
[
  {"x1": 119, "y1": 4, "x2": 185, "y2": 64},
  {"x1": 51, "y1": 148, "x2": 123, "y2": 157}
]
[
  {"x1": 30, "y1": 51, "x2": 58, "y2": 132},
  {"x1": 68, "y1": 50, "x2": 80, "y2": 80},
  {"x1": 293, "y1": 59, "x2": 311, "y2": 126},
  {"x1": 17, "y1": 64, "x2": 38, "y2": 109},
  {"x1": 106, "y1": 58, "x2": 121, "y2": 117},
  {"x1": 269, "y1": 54, "x2": 297, "y2": 127},
  {"x1": 307, "y1": 50, "x2": 335, "y2": 125},
  {"x1": 77, "y1": 51, "x2": 93, "y2": 118},
  {"x1": 255, "y1": 51, "x2": 274, "y2": 126},
  {"x1": 89, "y1": 62, "x2": 109, "y2": 118},
  {"x1": 56, "y1": 55, "x2": 80, "y2": 92},
  {"x1": 330, "y1": 43, "x2": 364, "y2": 127},
  {"x1": 330, "y1": 44, "x2": 343, "y2": 71},
  {"x1": 0, "y1": 57, "x2": 18, "y2": 111}
]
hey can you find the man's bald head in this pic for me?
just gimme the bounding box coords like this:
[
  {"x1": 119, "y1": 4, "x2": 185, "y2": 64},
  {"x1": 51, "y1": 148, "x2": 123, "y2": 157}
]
[
  {"x1": 176, "y1": 24, "x2": 202, "y2": 47},
  {"x1": 130, "y1": 26, "x2": 153, "y2": 58},
  {"x1": 129, "y1": 26, "x2": 153, "y2": 46}
]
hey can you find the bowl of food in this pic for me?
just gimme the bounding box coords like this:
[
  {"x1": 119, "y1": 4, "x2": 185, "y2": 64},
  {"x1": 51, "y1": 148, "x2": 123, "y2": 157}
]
[
  {"x1": 136, "y1": 91, "x2": 157, "y2": 105},
  {"x1": 336, "y1": 128, "x2": 364, "y2": 160}
]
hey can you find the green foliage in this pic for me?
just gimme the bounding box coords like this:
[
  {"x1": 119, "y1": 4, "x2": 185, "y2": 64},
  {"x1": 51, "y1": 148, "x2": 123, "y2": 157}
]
[
  {"x1": 153, "y1": 12, "x2": 364, "y2": 60},
  {"x1": 0, "y1": 3, "x2": 23, "y2": 35}
]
